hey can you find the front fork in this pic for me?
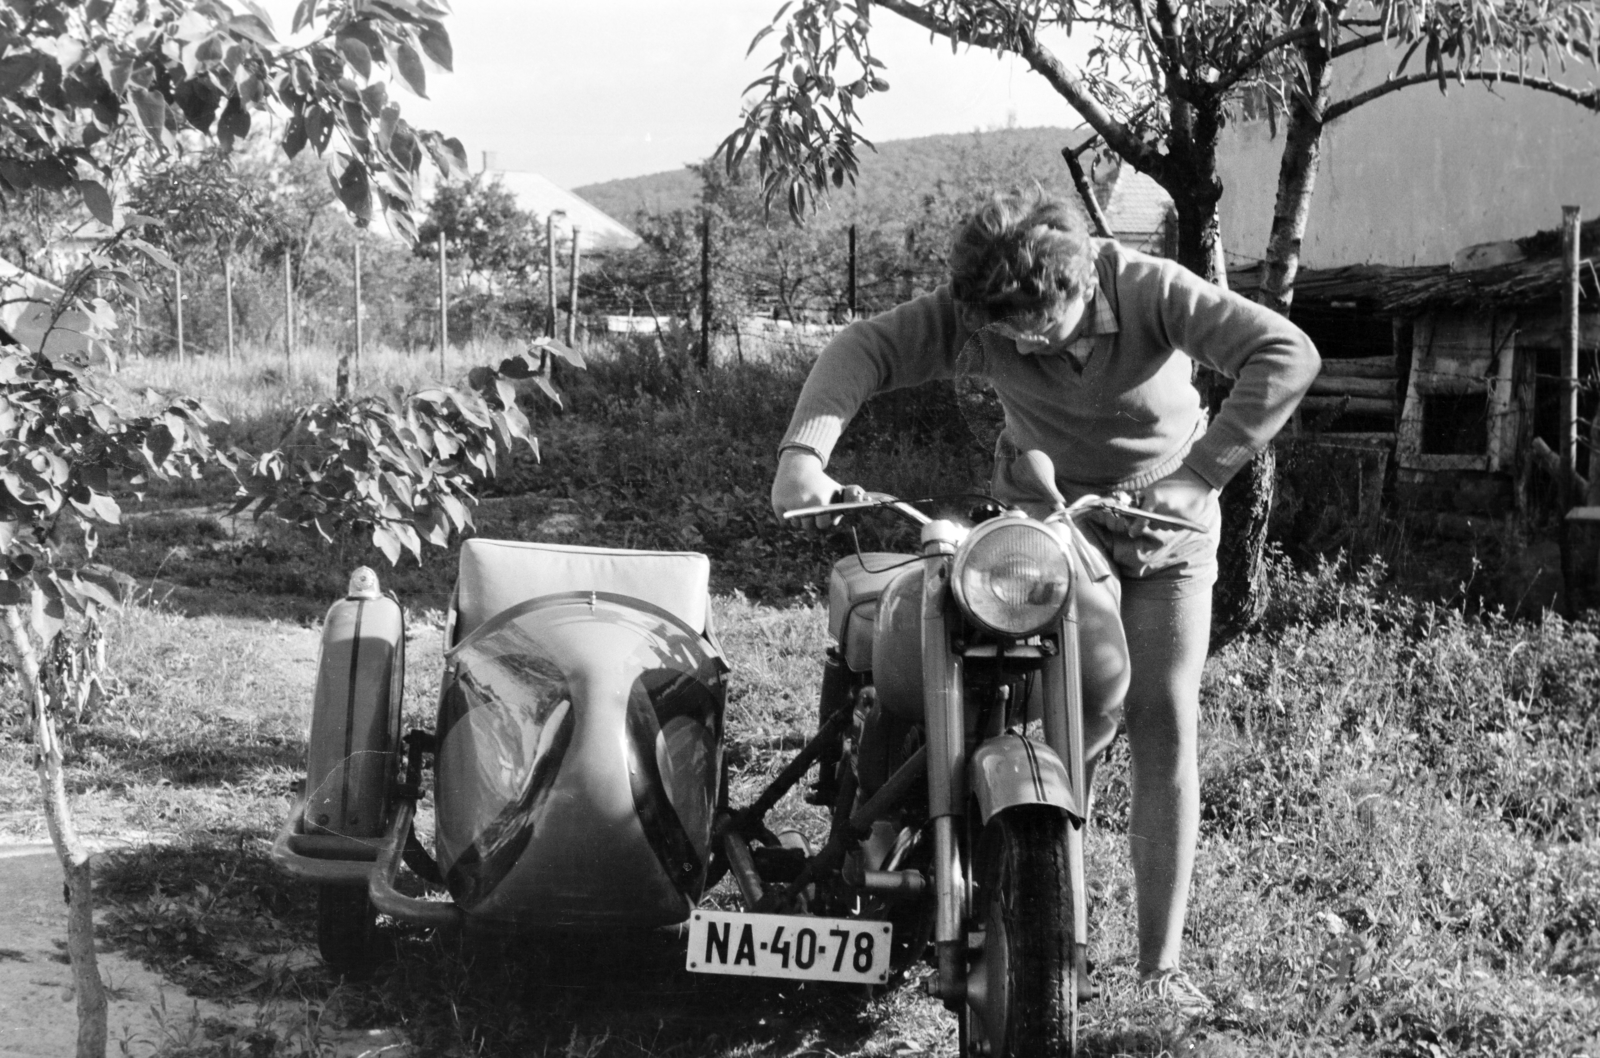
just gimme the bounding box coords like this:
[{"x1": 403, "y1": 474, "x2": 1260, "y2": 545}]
[
  {"x1": 922, "y1": 536, "x2": 1093, "y2": 1010},
  {"x1": 1045, "y1": 596, "x2": 1094, "y2": 1000},
  {"x1": 917, "y1": 537, "x2": 969, "y2": 1008}
]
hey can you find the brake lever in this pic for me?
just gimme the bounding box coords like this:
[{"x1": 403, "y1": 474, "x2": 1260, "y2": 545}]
[{"x1": 1072, "y1": 497, "x2": 1210, "y2": 535}]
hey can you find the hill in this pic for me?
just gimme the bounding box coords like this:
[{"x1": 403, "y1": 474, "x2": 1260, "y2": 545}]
[{"x1": 574, "y1": 125, "x2": 1097, "y2": 223}]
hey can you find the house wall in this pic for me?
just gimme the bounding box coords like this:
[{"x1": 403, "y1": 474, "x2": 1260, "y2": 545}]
[{"x1": 1217, "y1": 47, "x2": 1600, "y2": 268}]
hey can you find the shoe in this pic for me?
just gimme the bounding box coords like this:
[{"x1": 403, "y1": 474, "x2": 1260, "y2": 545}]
[{"x1": 1137, "y1": 967, "x2": 1214, "y2": 1019}]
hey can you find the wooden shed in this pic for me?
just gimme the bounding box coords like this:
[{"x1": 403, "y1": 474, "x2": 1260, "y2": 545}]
[{"x1": 1232, "y1": 217, "x2": 1600, "y2": 520}]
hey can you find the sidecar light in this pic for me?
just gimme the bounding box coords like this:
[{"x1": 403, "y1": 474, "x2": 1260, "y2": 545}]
[{"x1": 950, "y1": 518, "x2": 1072, "y2": 637}]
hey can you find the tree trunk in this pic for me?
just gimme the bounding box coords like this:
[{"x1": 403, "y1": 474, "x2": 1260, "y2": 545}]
[
  {"x1": 3, "y1": 603, "x2": 107, "y2": 1058},
  {"x1": 1259, "y1": 30, "x2": 1333, "y2": 316},
  {"x1": 1163, "y1": 106, "x2": 1277, "y2": 649},
  {"x1": 1205, "y1": 31, "x2": 1337, "y2": 645}
]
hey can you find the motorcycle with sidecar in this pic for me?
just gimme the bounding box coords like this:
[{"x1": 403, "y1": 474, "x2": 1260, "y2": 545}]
[{"x1": 272, "y1": 452, "x2": 1201, "y2": 1057}]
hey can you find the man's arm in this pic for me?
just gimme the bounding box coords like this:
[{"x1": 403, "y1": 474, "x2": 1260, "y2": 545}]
[
  {"x1": 778, "y1": 286, "x2": 970, "y2": 468},
  {"x1": 1146, "y1": 260, "x2": 1321, "y2": 489}
]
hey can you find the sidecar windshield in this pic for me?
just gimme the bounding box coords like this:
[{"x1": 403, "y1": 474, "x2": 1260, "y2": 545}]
[{"x1": 434, "y1": 592, "x2": 726, "y2": 919}]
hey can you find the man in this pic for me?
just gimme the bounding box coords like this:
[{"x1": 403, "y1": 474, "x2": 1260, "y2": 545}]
[{"x1": 770, "y1": 188, "x2": 1319, "y2": 1014}]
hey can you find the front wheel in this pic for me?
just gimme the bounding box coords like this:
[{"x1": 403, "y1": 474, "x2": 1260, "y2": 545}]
[{"x1": 963, "y1": 807, "x2": 1077, "y2": 1057}]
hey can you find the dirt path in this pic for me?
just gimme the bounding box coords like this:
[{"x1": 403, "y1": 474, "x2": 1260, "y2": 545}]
[
  {"x1": 0, "y1": 845, "x2": 229, "y2": 1057},
  {"x1": 0, "y1": 614, "x2": 418, "y2": 1057}
]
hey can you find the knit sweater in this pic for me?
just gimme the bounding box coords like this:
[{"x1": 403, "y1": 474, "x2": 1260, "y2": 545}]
[{"x1": 780, "y1": 239, "x2": 1321, "y2": 492}]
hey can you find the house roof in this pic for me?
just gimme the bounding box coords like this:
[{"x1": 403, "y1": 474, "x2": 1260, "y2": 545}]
[
  {"x1": 1229, "y1": 216, "x2": 1599, "y2": 314},
  {"x1": 1105, "y1": 169, "x2": 1173, "y2": 248},
  {"x1": 487, "y1": 170, "x2": 642, "y2": 253}
]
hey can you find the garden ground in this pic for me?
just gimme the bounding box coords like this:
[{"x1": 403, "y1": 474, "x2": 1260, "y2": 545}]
[{"x1": 2, "y1": 340, "x2": 1598, "y2": 1056}]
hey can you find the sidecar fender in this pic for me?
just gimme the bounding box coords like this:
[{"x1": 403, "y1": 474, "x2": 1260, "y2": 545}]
[{"x1": 969, "y1": 734, "x2": 1081, "y2": 823}]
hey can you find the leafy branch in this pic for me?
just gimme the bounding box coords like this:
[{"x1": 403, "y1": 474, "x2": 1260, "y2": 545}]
[{"x1": 232, "y1": 338, "x2": 585, "y2": 564}]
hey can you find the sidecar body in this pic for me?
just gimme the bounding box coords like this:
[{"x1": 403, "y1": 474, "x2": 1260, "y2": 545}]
[{"x1": 273, "y1": 540, "x2": 727, "y2": 947}]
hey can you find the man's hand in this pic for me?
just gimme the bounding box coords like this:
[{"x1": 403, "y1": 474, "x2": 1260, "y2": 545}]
[
  {"x1": 1134, "y1": 463, "x2": 1219, "y2": 534},
  {"x1": 772, "y1": 448, "x2": 848, "y2": 530}
]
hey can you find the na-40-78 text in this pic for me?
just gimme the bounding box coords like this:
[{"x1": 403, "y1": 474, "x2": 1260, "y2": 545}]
[{"x1": 685, "y1": 910, "x2": 892, "y2": 984}]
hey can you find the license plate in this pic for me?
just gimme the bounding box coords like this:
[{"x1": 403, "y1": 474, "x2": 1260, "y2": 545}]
[{"x1": 685, "y1": 910, "x2": 893, "y2": 984}]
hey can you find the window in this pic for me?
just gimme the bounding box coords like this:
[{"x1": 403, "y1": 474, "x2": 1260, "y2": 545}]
[{"x1": 1419, "y1": 393, "x2": 1489, "y2": 455}]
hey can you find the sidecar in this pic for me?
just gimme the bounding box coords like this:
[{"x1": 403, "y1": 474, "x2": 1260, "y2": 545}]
[{"x1": 271, "y1": 539, "x2": 727, "y2": 972}]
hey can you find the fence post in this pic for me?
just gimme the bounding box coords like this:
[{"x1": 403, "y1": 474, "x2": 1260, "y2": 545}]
[
  {"x1": 546, "y1": 212, "x2": 561, "y2": 338},
  {"x1": 848, "y1": 223, "x2": 857, "y2": 319},
  {"x1": 566, "y1": 228, "x2": 581, "y2": 347},
  {"x1": 437, "y1": 230, "x2": 448, "y2": 377},
  {"x1": 1559, "y1": 205, "x2": 1587, "y2": 612},
  {"x1": 283, "y1": 251, "x2": 294, "y2": 380},
  {"x1": 174, "y1": 267, "x2": 185, "y2": 363},
  {"x1": 353, "y1": 234, "x2": 363, "y2": 380},
  {"x1": 223, "y1": 254, "x2": 234, "y2": 364},
  {"x1": 699, "y1": 212, "x2": 711, "y2": 370}
]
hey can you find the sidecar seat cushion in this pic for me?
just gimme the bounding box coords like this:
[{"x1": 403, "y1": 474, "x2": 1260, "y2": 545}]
[{"x1": 454, "y1": 539, "x2": 711, "y2": 640}]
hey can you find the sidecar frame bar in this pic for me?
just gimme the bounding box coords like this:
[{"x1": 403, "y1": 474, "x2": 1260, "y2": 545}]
[{"x1": 753, "y1": 744, "x2": 927, "y2": 913}]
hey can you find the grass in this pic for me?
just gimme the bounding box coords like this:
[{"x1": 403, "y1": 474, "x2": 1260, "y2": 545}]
[{"x1": 2, "y1": 339, "x2": 1598, "y2": 1055}]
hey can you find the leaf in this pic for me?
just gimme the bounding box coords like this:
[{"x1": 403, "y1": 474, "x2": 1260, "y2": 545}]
[
  {"x1": 129, "y1": 85, "x2": 168, "y2": 140},
  {"x1": 0, "y1": 52, "x2": 42, "y2": 96},
  {"x1": 417, "y1": 19, "x2": 452, "y2": 71},
  {"x1": 217, "y1": 93, "x2": 250, "y2": 150},
  {"x1": 96, "y1": 45, "x2": 132, "y2": 94},
  {"x1": 284, "y1": 112, "x2": 308, "y2": 157},
  {"x1": 76, "y1": 179, "x2": 114, "y2": 225},
  {"x1": 126, "y1": 237, "x2": 177, "y2": 271},
  {"x1": 292, "y1": 0, "x2": 316, "y2": 33},
  {"x1": 33, "y1": 585, "x2": 65, "y2": 642},
  {"x1": 337, "y1": 35, "x2": 374, "y2": 79},
  {"x1": 72, "y1": 572, "x2": 119, "y2": 611},
  {"x1": 338, "y1": 159, "x2": 373, "y2": 224},
  {"x1": 227, "y1": 14, "x2": 278, "y2": 47},
  {"x1": 394, "y1": 40, "x2": 427, "y2": 98},
  {"x1": 372, "y1": 525, "x2": 402, "y2": 565},
  {"x1": 531, "y1": 336, "x2": 585, "y2": 369}
]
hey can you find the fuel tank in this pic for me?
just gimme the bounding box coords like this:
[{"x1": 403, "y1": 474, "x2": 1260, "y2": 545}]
[
  {"x1": 305, "y1": 591, "x2": 404, "y2": 839},
  {"x1": 433, "y1": 593, "x2": 725, "y2": 929}
]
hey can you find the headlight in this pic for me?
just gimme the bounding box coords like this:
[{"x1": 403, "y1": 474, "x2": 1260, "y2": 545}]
[{"x1": 950, "y1": 517, "x2": 1072, "y2": 637}]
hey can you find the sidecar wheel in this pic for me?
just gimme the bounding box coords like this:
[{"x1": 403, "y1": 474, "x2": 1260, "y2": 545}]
[
  {"x1": 317, "y1": 884, "x2": 377, "y2": 978},
  {"x1": 964, "y1": 807, "x2": 1076, "y2": 1057}
]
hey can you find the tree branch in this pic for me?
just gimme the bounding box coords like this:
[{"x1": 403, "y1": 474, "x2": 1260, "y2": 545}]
[
  {"x1": 1061, "y1": 145, "x2": 1115, "y2": 237},
  {"x1": 1331, "y1": 30, "x2": 1386, "y2": 59},
  {"x1": 871, "y1": 0, "x2": 1008, "y2": 49},
  {"x1": 1325, "y1": 68, "x2": 1600, "y2": 123},
  {"x1": 1210, "y1": 25, "x2": 1320, "y2": 95},
  {"x1": 872, "y1": 0, "x2": 1169, "y2": 181}
]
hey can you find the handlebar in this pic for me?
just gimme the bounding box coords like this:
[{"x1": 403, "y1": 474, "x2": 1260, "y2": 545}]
[{"x1": 782, "y1": 491, "x2": 1209, "y2": 535}]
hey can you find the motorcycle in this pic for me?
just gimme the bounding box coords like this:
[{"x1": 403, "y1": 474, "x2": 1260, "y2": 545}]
[
  {"x1": 270, "y1": 452, "x2": 1202, "y2": 1058},
  {"x1": 704, "y1": 450, "x2": 1205, "y2": 1056}
]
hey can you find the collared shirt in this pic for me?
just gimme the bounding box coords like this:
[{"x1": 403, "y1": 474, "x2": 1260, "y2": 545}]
[{"x1": 1062, "y1": 286, "x2": 1120, "y2": 366}]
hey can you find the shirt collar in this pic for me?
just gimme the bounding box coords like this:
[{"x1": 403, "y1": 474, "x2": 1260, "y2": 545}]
[{"x1": 1061, "y1": 286, "x2": 1118, "y2": 361}]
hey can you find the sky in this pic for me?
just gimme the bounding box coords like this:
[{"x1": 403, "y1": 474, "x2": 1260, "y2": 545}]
[{"x1": 263, "y1": 1, "x2": 1090, "y2": 190}]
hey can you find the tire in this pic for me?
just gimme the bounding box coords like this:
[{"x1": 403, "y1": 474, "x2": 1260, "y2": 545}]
[
  {"x1": 317, "y1": 884, "x2": 377, "y2": 978},
  {"x1": 964, "y1": 807, "x2": 1077, "y2": 1057}
]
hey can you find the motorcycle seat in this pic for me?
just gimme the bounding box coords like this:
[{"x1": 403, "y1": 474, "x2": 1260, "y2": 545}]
[
  {"x1": 452, "y1": 539, "x2": 712, "y2": 642},
  {"x1": 828, "y1": 552, "x2": 914, "y2": 671}
]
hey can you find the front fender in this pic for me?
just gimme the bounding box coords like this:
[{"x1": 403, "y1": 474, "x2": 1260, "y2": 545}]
[{"x1": 969, "y1": 734, "x2": 1081, "y2": 824}]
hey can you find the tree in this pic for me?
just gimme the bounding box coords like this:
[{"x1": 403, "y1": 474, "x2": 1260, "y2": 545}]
[
  {"x1": 0, "y1": 0, "x2": 466, "y2": 238},
  {"x1": 416, "y1": 174, "x2": 545, "y2": 339},
  {"x1": 0, "y1": 3, "x2": 469, "y2": 1055},
  {"x1": 722, "y1": 0, "x2": 1600, "y2": 640}
]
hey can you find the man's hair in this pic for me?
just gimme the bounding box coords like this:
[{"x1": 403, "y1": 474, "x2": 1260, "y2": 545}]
[{"x1": 948, "y1": 188, "x2": 1097, "y2": 327}]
